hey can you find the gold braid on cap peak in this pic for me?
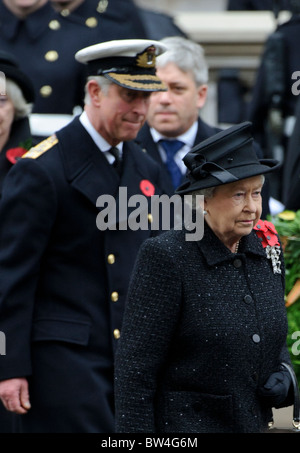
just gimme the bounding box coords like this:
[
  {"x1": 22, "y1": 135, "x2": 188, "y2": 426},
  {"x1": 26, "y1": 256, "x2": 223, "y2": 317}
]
[
  {"x1": 107, "y1": 73, "x2": 165, "y2": 90},
  {"x1": 136, "y1": 46, "x2": 156, "y2": 68}
]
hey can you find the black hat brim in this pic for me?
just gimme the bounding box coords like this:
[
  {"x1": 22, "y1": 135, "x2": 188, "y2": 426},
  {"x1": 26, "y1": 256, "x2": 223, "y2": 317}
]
[
  {"x1": 0, "y1": 63, "x2": 35, "y2": 103},
  {"x1": 175, "y1": 158, "x2": 281, "y2": 195}
]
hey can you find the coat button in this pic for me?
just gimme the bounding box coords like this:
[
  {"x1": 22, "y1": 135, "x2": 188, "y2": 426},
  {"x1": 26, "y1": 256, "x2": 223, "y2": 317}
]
[
  {"x1": 45, "y1": 50, "x2": 59, "y2": 62},
  {"x1": 60, "y1": 8, "x2": 70, "y2": 16},
  {"x1": 252, "y1": 334, "x2": 261, "y2": 343},
  {"x1": 113, "y1": 329, "x2": 120, "y2": 339},
  {"x1": 111, "y1": 291, "x2": 119, "y2": 302},
  {"x1": 107, "y1": 254, "x2": 115, "y2": 264},
  {"x1": 244, "y1": 295, "x2": 253, "y2": 304},
  {"x1": 40, "y1": 85, "x2": 52, "y2": 97},
  {"x1": 86, "y1": 17, "x2": 98, "y2": 28},
  {"x1": 233, "y1": 258, "x2": 242, "y2": 268},
  {"x1": 48, "y1": 20, "x2": 61, "y2": 30}
]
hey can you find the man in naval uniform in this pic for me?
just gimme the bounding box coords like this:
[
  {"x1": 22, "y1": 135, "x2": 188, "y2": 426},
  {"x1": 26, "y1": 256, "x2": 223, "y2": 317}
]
[
  {"x1": 0, "y1": 0, "x2": 100, "y2": 114},
  {"x1": 0, "y1": 38, "x2": 167, "y2": 433},
  {"x1": 51, "y1": 0, "x2": 147, "y2": 39},
  {"x1": 50, "y1": 0, "x2": 187, "y2": 41}
]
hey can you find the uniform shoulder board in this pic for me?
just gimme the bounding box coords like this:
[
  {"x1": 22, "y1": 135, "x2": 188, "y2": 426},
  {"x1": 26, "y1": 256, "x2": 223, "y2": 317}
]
[{"x1": 22, "y1": 134, "x2": 58, "y2": 159}]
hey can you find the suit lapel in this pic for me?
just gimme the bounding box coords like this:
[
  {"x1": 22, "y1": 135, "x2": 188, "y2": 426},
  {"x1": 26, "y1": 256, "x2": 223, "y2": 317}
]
[
  {"x1": 57, "y1": 117, "x2": 119, "y2": 207},
  {"x1": 115, "y1": 142, "x2": 155, "y2": 226}
]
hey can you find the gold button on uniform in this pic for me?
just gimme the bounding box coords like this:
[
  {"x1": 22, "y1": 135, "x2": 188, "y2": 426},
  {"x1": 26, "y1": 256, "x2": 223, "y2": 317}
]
[
  {"x1": 48, "y1": 20, "x2": 61, "y2": 30},
  {"x1": 113, "y1": 329, "x2": 120, "y2": 340},
  {"x1": 86, "y1": 17, "x2": 98, "y2": 28},
  {"x1": 40, "y1": 85, "x2": 52, "y2": 97},
  {"x1": 45, "y1": 50, "x2": 59, "y2": 62},
  {"x1": 60, "y1": 8, "x2": 70, "y2": 17},
  {"x1": 111, "y1": 291, "x2": 119, "y2": 302},
  {"x1": 148, "y1": 213, "x2": 153, "y2": 223},
  {"x1": 107, "y1": 254, "x2": 115, "y2": 264},
  {"x1": 97, "y1": 0, "x2": 108, "y2": 13}
]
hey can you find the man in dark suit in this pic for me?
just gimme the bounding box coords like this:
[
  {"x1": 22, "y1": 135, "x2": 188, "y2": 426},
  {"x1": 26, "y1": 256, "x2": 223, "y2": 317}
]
[
  {"x1": 0, "y1": 38, "x2": 167, "y2": 433},
  {"x1": 136, "y1": 36, "x2": 219, "y2": 196},
  {"x1": 137, "y1": 36, "x2": 270, "y2": 218}
]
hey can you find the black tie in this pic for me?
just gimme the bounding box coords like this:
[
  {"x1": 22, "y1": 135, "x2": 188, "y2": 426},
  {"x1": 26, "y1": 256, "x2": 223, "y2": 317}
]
[
  {"x1": 160, "y1": 139, "x2": 184, "y2": 189},
  {"x1": 108, "y1": 147, "x2": 122, "y2": 175}
]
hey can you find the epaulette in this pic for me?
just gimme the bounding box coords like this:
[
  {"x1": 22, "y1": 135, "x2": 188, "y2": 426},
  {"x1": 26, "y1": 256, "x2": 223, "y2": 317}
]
[{"x1": 22, "y1": 134, "x2": 58, "y2": 159}]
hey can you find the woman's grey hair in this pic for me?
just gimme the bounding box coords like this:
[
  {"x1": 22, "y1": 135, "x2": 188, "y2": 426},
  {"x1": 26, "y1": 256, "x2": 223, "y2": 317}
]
[
  {"x1": 155, "y1": 36, "x2": 209, "y2": 86},
  {"x1": 186, "y1": 187, "x2": 216, "y2": 211},
  {"x1": 6, "y1": 79, "x2": 33, "y2": 119},
  {"x1": 186, "y1": 174, "x2": 265, "y2": 210},
  {"x1": 84, "y1": 75, "x2": 113, "y2": 104}
]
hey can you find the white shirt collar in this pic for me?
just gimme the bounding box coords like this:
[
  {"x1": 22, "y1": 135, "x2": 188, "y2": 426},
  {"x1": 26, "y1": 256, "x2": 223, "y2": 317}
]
[
  {"x1": 79, "y1": 111, "x2": 122, "y2": 162},
  {"x1": 150, "y1": 121, "x2": 198, "y2": 148}
]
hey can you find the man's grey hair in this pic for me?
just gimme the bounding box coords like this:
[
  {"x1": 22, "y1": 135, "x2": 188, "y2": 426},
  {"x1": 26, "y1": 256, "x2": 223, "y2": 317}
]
[
  {"x1": 84, "y1": 75, "x2": 113, "y2": 104},
  {"x1": 5, "y1": 79, "x2": 33, "y2": 119},
  {"x1": 156, "y1": 36, "x2": 209, "y2": 86}
]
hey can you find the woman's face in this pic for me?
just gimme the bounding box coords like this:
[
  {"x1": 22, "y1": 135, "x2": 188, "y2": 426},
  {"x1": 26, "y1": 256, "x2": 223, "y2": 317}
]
[
  {"x1": 204, "y1": 175, "x2": 263, "y2": 247},
  {"x1": 0, "y1": 95, "x2": 15, "y2": 145}
]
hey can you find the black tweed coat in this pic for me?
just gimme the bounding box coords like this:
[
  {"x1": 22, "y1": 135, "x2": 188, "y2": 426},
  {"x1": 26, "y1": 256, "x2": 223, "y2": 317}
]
[{"x1": 115, "y1": 223, "x2": 292, "y2": 433}]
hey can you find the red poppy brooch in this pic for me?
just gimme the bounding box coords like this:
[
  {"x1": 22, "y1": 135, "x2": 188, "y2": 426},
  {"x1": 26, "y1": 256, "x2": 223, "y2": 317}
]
[
  {"x1": 6, "y1": 147, "x2": 28, "y2": 164},
  {"x1": 6, "y1": 139, "x2": 33, "y2": 164},
  {"x1": 254, "y1": 219, "x2": 281, "y2": 274},
  {"x1": 140, "y1": 179, "x2": 155, "y2": 197}
]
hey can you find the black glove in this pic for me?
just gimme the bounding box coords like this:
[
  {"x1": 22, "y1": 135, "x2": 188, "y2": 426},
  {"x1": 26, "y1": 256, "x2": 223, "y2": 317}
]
[{"x1": 259, "y1": 369, "x2": 292, "y2": 407}]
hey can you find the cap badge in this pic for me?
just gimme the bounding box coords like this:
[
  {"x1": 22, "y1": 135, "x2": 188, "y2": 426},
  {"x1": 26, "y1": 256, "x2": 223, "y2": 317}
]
[{"x1": 136, "y1": 46, "x2": 156, "y2": 68}]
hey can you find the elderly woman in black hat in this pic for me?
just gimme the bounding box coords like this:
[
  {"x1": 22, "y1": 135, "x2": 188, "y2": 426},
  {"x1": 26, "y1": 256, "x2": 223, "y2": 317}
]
[
  {"x1": 0, "y1": 50, "x2": 35, "y2": 196},
  {"x1": 115, "y1": 121, "x2": 296, "y2": 433}
]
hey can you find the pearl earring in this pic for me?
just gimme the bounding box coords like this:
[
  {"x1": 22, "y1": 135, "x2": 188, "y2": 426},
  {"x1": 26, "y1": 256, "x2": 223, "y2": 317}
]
[{"x1": 203, "y1": 210, "x2": 207, "y2": 215}]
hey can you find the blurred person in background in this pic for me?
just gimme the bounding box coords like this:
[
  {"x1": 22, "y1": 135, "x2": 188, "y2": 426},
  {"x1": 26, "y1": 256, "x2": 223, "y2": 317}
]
[
  {"x1": 247, "y1": 0, "x2": 300, "y2": 203},
  {"x1": 50, "y1": 0, "x2": 187, "y2": 41},
  {"x1": 50, "y1": 0, "x2": 147, "y2": 39},
  {"x1": 227, "y1": 0, "x2": 291, "y2": 10},
  {"x1": 0, "y1": 49, "x2": 35, "y2": 432}
]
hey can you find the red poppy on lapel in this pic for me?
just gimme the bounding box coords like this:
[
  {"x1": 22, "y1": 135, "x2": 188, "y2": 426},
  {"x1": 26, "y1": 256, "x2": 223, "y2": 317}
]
[
  {"x1": 140, "y1": 179, "x2": 155, "y2": 196},
  {"x1": 6, "y1": 147, "x2": 27, "y2": 164},
  {"x1": 254, "y1": 219, "x2": 280, "y2": 248}
]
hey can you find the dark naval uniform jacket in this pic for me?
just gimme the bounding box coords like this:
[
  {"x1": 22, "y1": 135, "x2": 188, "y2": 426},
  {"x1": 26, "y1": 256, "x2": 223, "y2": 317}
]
[
  {"x1": 0, "y1": 1, "x2": 98, "y2": 115},
  {"x1": 59, "y1": 0, "x2": 147, "y2": 40},
  {"x1": 115, "y1": 224, "x2": 292, "y2": 433},
  {"x1": 0, "y1": 116, "x2": 166, "y2": 433}
]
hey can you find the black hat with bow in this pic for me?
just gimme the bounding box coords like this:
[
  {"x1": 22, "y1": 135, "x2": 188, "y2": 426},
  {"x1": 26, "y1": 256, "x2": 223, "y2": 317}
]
[{"x1": 175, "y1": 121, "x2": 281, "y2": 195}]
